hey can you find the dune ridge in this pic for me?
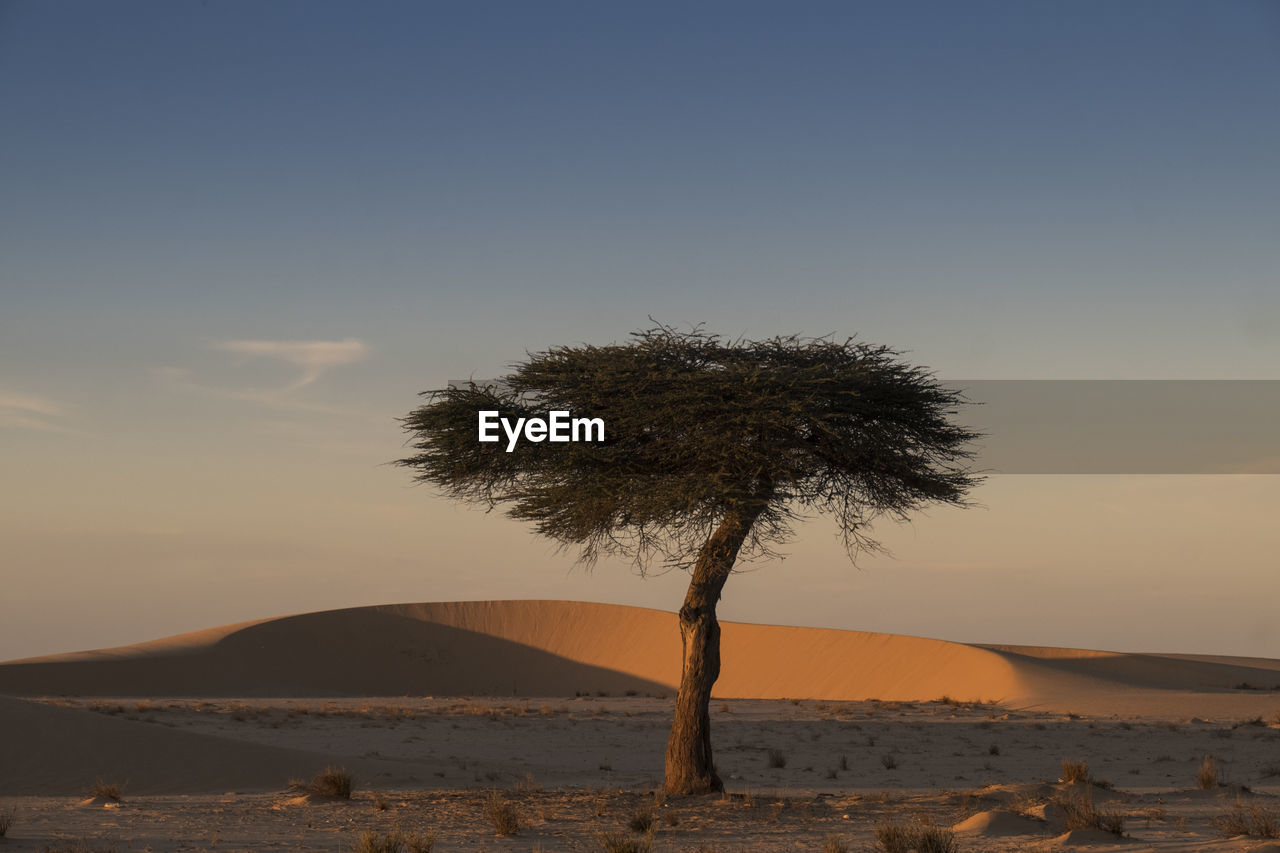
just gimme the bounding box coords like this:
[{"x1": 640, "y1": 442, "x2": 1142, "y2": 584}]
[{"x1": 4, "y1": 600, "x2": 1278, "y2": 710}]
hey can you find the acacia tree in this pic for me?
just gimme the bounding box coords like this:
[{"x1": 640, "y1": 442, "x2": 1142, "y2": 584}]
[{"x1": 397, "y1": 325, "x2": 980, "y2": 795}]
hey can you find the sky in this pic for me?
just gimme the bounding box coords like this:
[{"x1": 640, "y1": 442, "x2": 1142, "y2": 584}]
[{"x1": 2, "y1": 0, "x2": 1278, "y2": 661}]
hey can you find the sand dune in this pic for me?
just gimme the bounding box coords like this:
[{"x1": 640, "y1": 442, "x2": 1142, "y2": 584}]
[
  {"x1": 4, "y1": 601, "x2": 1280, "y2": 804},
  {"x1": 0, "y1": 694, "x2": 338, "y2": 795},
  {"x1": 3, "y1": 600, "x2": 1277, "y2": 712}
]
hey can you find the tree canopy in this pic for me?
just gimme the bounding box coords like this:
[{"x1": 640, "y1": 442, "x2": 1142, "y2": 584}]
[{"x1": 398, "y1": 324, "x2": 981, "y2": 571}]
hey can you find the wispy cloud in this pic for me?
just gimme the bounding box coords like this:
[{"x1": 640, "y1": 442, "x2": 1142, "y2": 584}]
[
  {"x1": 0, "y1": 390, "x2": 74, "y2": 433},
  {"x1": 213, "y1": 338, "x2": 368, "y2": 389},
  {"x1": 153, "y1": 337, "x2": 375, "y2": 417}
]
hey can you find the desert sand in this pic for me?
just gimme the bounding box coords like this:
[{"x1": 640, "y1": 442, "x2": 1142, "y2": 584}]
[{"x1": 2, "y1": 600, "x2": 1279, "y2": 851}]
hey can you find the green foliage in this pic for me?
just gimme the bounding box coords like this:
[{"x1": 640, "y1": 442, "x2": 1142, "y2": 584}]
[{"x1": 399, "y1": 325, "x2": 980, "y2": 570}]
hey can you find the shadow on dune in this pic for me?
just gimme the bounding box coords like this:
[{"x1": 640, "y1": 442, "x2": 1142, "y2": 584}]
[
  {"x1": 0, "y1": 608, "x2": 674, "y2": 698},
  {"x1": 980, "y1": 645, "x2": 1280, "y2": 692},
  {"x1": 0, "y1": 695, "x2": 334, "y2": 795}
]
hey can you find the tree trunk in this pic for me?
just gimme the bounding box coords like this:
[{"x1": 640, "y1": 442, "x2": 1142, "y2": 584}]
[{"x1": 663, "y1": 508, "x2": 761, "y2": 795}]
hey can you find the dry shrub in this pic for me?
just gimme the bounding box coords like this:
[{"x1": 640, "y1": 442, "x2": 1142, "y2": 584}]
[
  {"x1": 1198, "y1": 755, "x2": 1221, "y2": 790},
  {"x1": 87, "y1": 779, "x2": 123, "y2": 801},
  {"x1": 1057, "y1": 787, "x2": 1124, "y2": 836},
  {"x1": 1139, "y1": 806, "x2": 1167, "y2": 828},
  {"x1": 484, "y1": 791, "x2": 519, "y2": 835},
  {"x1": 1005, "y1": 791, "x2": 1045, "y2": 819},
  {"x1": 875, "y1": 816, "x2": 956, "y2": 853},
  {"x1": 1061, "y1": 759, "x2": 1090, "y2": 784},
  {"x1": 0, "y1": 808, "x2": 13, "y2": 837},
  {"x1": 355, "y1": 830, "x2": 436, "y2": 853},
  {"x1": 1213, "y1": 800, "x2": 1280, "y2": 838},
  {"x1": 293, "y1": 766, "x2": 353, "y2": 799},
  {"x1": 767, "y1": 748, "x2": 787, "y2": 768},
  {"x1": 627, "y1": 808, "x2": 656, "y2": 833},
  {"x1": 596, "y1": 831, "x2": 652, "y2": 852}
]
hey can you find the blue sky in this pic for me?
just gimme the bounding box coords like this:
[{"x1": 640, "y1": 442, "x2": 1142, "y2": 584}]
[{"x1": 2, "y1": 1, "x2": 1278, "y2": 660}]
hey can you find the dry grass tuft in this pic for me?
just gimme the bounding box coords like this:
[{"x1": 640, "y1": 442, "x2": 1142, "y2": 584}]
[
  {"x1": 1005, "y1": 791, "x2": 1045, "y2": 819},
  {"x1": 821, "y1": 835, "x2": 849, "y2": 853},
  {"x1": 515, "y1": 772, "x2": 542, "y2": 793},
  {"x1": 86, "y1": 779, "x2": 124, "y2": 801},
  {"x1": 1212, "y1": 800, "x2": 1280, "y2": 838},
  {"x1": 627, "y1": 807, "x2": 656, "y2": 833},
  {"x1": 1057, "y1": 787, "x2": 1124, "y2": 836},
  {"x1": 1060, "y1": 759, "x2": 1090, "y2": 784},
  {"x1": 766, "y1": 748, "x2": 787, "y2": 768},
  {"x1": 1198, "y1": 755, "x2": 1221, "y2": 790},
  {"x1": 0, "y1": 808, "x2": 13, "y2": 837},
  {"x1": 354, "y1": 830, "x2": 436, "y2": 853},
  {"x1": 875, "y1": 816, "x2": 956, "y2": 853},
  {"x1": 484, "y1": 791, "x2": 520, "y2": 835},
  {"x1": 595, "y1": 831, "x2": 652, "y2": 852},
  {"x1": 292, "y1": 766, "x2": 353, "y2": 799}
]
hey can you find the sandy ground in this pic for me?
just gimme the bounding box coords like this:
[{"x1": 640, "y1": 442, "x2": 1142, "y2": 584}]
[
  {"x1": 4, "y1": 602, "x2": 1280, "y2": 850},
  {"x1": 4, "y1": 696, "x2": 1280, "y2": 851}
]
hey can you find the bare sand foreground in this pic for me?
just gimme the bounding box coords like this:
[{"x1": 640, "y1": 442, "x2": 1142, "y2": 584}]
[{"x1": 2, "y1": 600, "x2": 1280, "y2": 851}]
